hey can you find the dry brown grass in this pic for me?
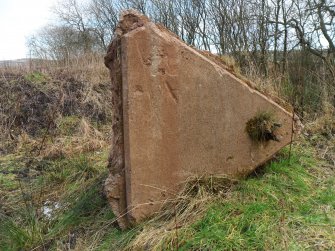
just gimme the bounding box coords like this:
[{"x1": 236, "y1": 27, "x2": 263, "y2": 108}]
[
  {"x1": 54, "y1": 53, "x2": 110, "y2": 85},
  {"x1": 42, "y1": 119, "x2": 108, "y2": 159},
  {"x1": 0, "y1": 53, "x2": 109, "y2": 84},
  {"x1": 125, "y1": 176, "x2": 236, "y2": 250},
  {"x1": 0, "y1": 57, "x2": 112, "y2": 157},
  {"x1": 306, "y1": 103, "x2": 335, "y2": 135},
  {"x1": 304, "y1": 104, "x2": 335, "y2": 165},
  {"x1": 14, "y1": 118, "x2": 108, "y2": 161}
]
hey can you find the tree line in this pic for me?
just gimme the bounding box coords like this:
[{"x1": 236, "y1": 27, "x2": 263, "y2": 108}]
[{"x1": 27, "y1": 0, "x2": 334, "y2": 116}]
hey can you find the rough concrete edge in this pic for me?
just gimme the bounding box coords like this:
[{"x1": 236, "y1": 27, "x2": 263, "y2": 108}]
[
  {"x1": 115, "y1": 9, "x2": 149, "y2": 36},
  {"x1": 104, "y1": 36, "x2": 130, "y2": 230},
  {"x1": 104, "y1": 10, "x2": 152, "y2": 230},
  {"x1": 120, "y1": 34, "x2": 138, "y2": 226}
]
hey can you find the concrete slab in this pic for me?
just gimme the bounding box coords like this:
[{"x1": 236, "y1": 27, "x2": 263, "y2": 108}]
[{"x1": 104, "y1": 10, "x2": 297, "y2": 228}]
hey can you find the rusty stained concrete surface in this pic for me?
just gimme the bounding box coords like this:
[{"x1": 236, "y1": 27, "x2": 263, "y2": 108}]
[{"x1": 104, "y1": 10, "x2": 296, "y2": 228}]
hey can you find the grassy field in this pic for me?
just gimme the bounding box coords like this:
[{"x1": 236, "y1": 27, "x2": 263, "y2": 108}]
[
  {"x1": 0, "y1": 68, "x2": 334, "y2": 250},
  {"x1": 176, "y1": 149, "x2": 335, "y2": 250},
  {"x1": 1, "y1": 140, "x2": 334, "y2": 250}
]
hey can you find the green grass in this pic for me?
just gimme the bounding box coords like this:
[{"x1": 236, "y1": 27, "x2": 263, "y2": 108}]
[
  {"x1": 0, "y1": 149, "x2": 123, "y2": 250},
  {"x1": 24, "y1": 71, "x2": 48, "y2": 84},
  {"x1": 96, "y1": 228, "x2": 140, "y2": 251},
  {"x1": 0, "y1": 173, "x2": 17, "y2": 190},
  {"x1": 56, "y1": 116, "x2": 82, "y2": 136},
  {"x1": 1, "y1": 144, "x2": 334, "y2": 250},
  {"x1": 172, "y1": 148, "x2": 335, "y2": 250}
]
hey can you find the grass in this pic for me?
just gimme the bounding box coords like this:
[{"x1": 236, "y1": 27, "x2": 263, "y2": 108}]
[
  {"x1": 1, "y1": 51, "x2": 334, "y2": 250},
  {"x1": 0, "y1": 67, "x2": 117, "y2": 250},
  {"x1": 0, "y1": 149, "x2": 120, "y2": 250},
  {"x1": 0, "y1": 139, "x2": 334, "y2": 250},
  {"x1": 0, "y1": 68, "x2": 334, "y2": 249},
  {"x1": 24, "y1": 71, "x2": 48, "y2": 85},
  {"x1": 128, "y1": 146, "x2": 335, "y2": 250},
  {"x1": 56, "y1": 116, "x2": 82, "y2": 136},
  {"x1": 245, "y1": 111, "x2": 280, "y2": 142}
]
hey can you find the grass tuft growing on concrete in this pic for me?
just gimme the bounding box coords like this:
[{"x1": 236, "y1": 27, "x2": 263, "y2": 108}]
[{"x1": 246, "y1": 111, "x2": 281, "y2": 142}]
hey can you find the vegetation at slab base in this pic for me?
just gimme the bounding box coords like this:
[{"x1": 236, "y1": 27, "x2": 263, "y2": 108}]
[
  {"x1": 0, "y1": 152, "x2": 110, "y2": 250},
  {"x1": 127, "y1": 145, "x2": 335, "y2": 250},
  {"x1": 178, "y1": 150, "x2": 335, "y2": 250}
]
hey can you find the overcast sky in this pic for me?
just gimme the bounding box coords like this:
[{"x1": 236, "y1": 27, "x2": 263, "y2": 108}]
[{"x1": 0, "y1": 0, "x2": 57, "y2": 60}]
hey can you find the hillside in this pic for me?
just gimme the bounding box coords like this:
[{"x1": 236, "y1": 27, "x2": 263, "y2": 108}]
[{"x1": 0, "y1": 62, "x2": 334, "y2": 250}]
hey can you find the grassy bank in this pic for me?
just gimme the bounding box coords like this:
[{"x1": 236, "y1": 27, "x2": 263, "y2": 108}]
[
  {"x1": 0, "y1": 68, "x2": 334, "y2": 250},
  {"x1": 127, "y1": 145, "x2": 335, "y2": 250},
  {"x1": 1, "y1": 142, "x2": 334, "y2": 250}
]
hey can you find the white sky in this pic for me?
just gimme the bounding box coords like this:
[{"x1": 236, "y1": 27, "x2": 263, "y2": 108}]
[{"x1": 0, "y1": 0, "x2": 57, "y2": 60}]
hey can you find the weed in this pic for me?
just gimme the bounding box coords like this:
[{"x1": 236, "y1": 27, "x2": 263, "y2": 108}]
[
  {"x1": 56, "y1": 115, "x2": 81, "y2": 136},
  {"x1": 246, "y1": 111, "x2": 281, "y2": 142},
  {"x1": 24, "y1": 71, "x2": 48, "y2": 84},
  {"x1": 46, "y1": 155, "x2": 99, "y2": 184},
  {"x1": 0, "y1": 215, "x2": 30, "y2": 250},
  {"x1": 0, "y1": 149, "x2": 118, "y2": 250},
  {"x1": 0, "y1": 173, "x2": 17, "y2": 190}
]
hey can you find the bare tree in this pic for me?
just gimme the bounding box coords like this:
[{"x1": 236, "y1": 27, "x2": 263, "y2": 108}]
[
  {"x1": 118, "y1": 0, "x2": 149, "y2": 14},
  {"x1": 53, "y1": 0, "x2": 94, "y2": 53},
  {"x1": 88, "y1": 0, "x2": 119, "y2": 50},
  {"x1": 27, "y1": 0, "x2": 334, "y2": 110},
  {"x1": 150, "y1": 0, "x2": 180, "y2": 35},
  {"x1": 27, "y1": 25, "x2": 92, "y2": 61},
  {"x1": 286, "y1": 0, "x2": 335, "y2": 76}
]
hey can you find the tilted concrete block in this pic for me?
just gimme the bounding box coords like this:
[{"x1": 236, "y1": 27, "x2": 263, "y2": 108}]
[{"x1": 104, "y1": 10, "x2": 298, "y2": 229}]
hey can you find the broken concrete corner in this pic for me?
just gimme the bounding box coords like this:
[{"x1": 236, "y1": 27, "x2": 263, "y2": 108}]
[{"x1": 104, "y1": 10, "x2": 297, "y2": 229}]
